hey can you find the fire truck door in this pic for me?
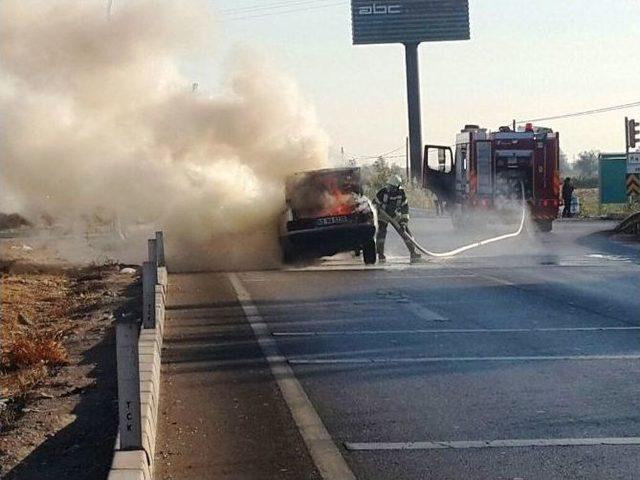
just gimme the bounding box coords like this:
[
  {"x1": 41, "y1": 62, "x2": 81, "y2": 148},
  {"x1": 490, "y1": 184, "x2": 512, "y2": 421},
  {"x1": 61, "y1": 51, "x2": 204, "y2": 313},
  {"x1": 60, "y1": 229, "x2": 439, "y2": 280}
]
[
  {"x1": 455, "y1": 143, "x2": 469, "y2": 196},
  {"x1": 423, "y1": 145, "x2": 455, "y2": 203},
  {"x1": 475, "y1": 140, "x2": 493, "y2": 195}
]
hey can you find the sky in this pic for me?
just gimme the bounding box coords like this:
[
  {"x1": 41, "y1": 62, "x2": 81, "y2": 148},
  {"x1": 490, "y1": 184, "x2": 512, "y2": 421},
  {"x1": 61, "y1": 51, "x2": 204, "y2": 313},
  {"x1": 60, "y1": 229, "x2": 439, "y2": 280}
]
[{"x1": 187, "y1": 0, "x2": 640, "y2": 165}]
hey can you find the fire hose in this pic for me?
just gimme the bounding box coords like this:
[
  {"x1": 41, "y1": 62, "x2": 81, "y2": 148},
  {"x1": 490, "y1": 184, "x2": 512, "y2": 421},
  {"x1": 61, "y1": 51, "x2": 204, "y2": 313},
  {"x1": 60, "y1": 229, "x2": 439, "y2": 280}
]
[{"x1": 376, "y1": 182, "x2": 526, "y2": 258}]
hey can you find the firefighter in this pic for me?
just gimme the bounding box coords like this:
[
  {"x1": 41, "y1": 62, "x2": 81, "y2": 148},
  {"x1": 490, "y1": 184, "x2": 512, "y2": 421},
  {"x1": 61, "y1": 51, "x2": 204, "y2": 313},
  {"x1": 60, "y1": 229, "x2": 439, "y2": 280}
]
[
  {"x1": 374, "y1": 175, "x2": 422, "y2": 263},
  {"x1": 562, "y1": 177, "x2": 574, "y2": 218}
]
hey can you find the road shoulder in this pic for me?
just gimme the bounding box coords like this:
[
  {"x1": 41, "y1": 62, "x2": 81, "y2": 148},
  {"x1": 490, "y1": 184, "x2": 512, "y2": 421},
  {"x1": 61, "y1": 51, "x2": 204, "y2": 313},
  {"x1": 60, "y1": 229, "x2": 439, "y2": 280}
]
[{"x1": 154, "y1": 272, "x2": 321, "y2": 480}]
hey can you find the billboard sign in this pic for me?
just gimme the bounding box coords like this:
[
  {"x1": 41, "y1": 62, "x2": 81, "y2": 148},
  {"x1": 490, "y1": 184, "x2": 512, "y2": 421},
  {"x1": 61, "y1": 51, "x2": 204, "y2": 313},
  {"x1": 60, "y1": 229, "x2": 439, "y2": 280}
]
[{"x1": 351, "y1": 0, "x2": 470, "y2": 45}]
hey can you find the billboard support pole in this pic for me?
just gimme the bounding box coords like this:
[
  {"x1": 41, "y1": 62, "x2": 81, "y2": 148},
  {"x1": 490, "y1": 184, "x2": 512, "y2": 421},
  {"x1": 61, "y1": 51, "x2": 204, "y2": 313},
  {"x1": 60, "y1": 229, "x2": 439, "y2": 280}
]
[{"x1": 404, "y1": 42, "x2": 423, "y2": 183}]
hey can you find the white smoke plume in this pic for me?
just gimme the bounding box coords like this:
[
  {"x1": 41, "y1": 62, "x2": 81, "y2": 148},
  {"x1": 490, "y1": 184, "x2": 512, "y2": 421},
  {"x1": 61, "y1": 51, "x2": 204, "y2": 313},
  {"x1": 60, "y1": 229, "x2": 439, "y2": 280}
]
[{"x1": 0, "y1": 0, "x2": 329, "y2": 270}]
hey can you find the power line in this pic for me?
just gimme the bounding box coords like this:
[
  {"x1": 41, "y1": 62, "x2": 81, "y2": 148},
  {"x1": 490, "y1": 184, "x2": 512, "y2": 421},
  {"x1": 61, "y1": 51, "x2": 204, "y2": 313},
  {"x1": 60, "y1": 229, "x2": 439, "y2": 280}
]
[
  {"x1": 344, "y1": 144, "x2": 405, "y2": 161},
  {"x1": 378, "y1": 144, "x2": 406, "y2": 157},
  {"x1": 226, "y1": 1, "x2": 346, "y2": 20},
  {"x1": 517, "y1": 100, "x2": 640, "y2": 124}
]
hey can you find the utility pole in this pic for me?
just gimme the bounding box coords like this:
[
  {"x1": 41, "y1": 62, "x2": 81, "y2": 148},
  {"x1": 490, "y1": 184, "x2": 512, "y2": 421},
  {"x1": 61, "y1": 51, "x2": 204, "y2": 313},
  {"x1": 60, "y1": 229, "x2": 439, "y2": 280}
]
[
  {"x1": 626, "y1": 117, "x2": 630, "y2": 162},
  {"x1": 404, "y1": 43, "x2": 423, "y2": 183}
]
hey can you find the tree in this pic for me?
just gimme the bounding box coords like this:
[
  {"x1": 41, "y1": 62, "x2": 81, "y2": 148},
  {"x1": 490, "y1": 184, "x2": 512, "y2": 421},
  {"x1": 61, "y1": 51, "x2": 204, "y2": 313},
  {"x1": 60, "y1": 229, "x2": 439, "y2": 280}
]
[
  {"x1": 360, "y1": 157, "x2": 434, "y2": 209},
  {"x1": 574, "y1": 150, "x2": 599, "y2": 178},
  {"x1": 559, "y1": 150, "x2": 574, "y2": 176},
  {"x1": 371, "y1": 156, "x2": 392, "y2": 190}
]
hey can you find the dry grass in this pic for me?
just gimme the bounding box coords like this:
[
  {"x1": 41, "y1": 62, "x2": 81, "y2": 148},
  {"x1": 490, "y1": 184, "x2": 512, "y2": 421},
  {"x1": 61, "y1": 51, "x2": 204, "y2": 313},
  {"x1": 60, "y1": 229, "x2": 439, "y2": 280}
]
[
  {"x1": 1, "y1": 365, "x2": 48, "y2": 401},
  {"x1": 1, "y1": 273, "x2": 73, "y2": 399},
  {"x1": 2, "y1": 337, "x2": 68, "y2": 370},
  {"x1": 404, "y1": 181, "x2": 437, "y2": 211},
  {"x1": 0, "y1": 253, "x2": 139, "y2": 475},
  {"x1": 575, "y1": 188, "x2": 638, "y2": 218}
]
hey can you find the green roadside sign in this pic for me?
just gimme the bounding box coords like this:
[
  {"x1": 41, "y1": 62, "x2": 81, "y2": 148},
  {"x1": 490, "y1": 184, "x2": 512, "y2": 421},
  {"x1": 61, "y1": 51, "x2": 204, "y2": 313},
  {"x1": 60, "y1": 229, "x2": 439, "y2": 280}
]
[{"x1": 599, "y1": 153, "x2": 628, "y2": 204}]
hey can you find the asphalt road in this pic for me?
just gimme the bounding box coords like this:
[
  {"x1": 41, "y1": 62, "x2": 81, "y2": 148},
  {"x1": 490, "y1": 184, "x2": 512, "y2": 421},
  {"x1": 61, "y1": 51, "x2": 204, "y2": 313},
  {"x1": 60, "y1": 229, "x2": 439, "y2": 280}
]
[{"x1": 156, "y1": 217, "x2": 640, "y2": 480}]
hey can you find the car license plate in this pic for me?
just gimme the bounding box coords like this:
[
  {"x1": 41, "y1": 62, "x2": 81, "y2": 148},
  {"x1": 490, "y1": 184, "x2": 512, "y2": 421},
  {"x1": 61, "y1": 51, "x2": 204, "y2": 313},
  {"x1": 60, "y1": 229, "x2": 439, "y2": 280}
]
[{"x1": 316, "y1": 215, "x2": 349, "y2": 226}]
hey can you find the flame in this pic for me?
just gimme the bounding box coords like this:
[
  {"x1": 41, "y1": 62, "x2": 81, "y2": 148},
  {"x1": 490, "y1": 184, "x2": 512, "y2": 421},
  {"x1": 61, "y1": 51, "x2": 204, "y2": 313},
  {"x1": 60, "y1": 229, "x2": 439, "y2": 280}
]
[{"x1": 318, "y1": 179, "x2": 356, "y2": 217}]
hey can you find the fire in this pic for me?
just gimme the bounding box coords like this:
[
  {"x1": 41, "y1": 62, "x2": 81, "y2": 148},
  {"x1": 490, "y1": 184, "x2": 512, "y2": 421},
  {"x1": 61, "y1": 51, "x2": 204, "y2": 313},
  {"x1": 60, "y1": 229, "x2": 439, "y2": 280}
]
[{"x1": 318, "y1": 180, "x2": 356, "y2": 217}]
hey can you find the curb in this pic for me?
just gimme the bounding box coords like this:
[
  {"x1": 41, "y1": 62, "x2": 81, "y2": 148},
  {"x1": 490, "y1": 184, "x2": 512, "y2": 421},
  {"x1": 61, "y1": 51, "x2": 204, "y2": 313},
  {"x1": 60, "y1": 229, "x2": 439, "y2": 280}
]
[{"x1": 108, "y1": 234, "x2": 167, "y2": 480}]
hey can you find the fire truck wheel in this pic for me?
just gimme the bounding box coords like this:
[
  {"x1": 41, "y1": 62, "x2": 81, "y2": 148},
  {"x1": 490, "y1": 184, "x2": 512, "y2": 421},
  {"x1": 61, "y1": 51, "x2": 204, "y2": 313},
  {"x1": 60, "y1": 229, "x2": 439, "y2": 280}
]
[
  {"x1": 535, "y1": 220, "x2": 553, "y2": 233},
  {"x1": 282, "y1": 245, "x2": 298, "y2": 264},
  {"x1": 362, "y1": 240, "x2": 377, "y2": 265}
]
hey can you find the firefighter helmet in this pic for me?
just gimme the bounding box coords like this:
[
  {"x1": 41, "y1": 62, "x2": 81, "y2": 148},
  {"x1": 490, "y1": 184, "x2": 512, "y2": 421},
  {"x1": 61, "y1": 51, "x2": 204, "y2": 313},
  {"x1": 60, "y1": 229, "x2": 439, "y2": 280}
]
[{"x1": 387, "y1": 175, "x2": 402, "y2": 188}]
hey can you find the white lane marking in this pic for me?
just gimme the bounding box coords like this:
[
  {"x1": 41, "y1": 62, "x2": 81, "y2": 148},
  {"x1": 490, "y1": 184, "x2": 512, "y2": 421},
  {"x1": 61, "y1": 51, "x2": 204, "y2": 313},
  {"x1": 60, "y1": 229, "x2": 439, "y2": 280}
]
[
  {"x1": 273, "y1": 326, "x2": 640, "y2": 337},
  {"x1": 345, "y1": 437, "x2": 640, "y2": 451},
  {"x1": 476, "y1": 272, "x2": 518, "y2": 287},
  {"x1": 282, "y1": 259, "x2": 450, "y2": 272},
  {"x1": 587, "y1": 254, "x2": 634, "y2": 263},
  {"x1": 244, "y1": 297, "x2": 522, "y2": 311},
  {"x1": 227, "y1": 273, "x2": 356, "y2": 480},
  {"x1": 377, "y1": 274, "x2": 476, "y2": 280},
  {"x1": 401, "y1": 301, "x2": 447, "y2": 322},
  {"x1": 288, "y1": 354, "x2": 640, "y2": 365},
  {"x1": 257, "y1": 299, "x2": 411, "y2": 310},
  {"x1": 243, "y1": 273, "x2": 476, "y2": 282},
  {"x1": 284, "y1": 265, "x2": 387, "y2": 272}
]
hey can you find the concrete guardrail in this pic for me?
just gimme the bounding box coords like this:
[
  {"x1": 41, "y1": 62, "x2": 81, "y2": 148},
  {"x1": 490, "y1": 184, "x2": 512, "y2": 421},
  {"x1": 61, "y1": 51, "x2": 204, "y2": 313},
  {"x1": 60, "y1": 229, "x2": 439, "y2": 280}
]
[{"x1": 108, "y1": 231, "x2": 167, "y2": 480}]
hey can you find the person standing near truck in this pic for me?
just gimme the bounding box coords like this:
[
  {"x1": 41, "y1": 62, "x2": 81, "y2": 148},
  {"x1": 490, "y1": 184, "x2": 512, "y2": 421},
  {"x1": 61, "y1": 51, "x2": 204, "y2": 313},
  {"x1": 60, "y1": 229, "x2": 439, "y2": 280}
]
[
  {"x1": 374, "y1": 175, "x2": 422, "y2": 263},
  {"x1": 562, "y1": 177, "x2": 574, "y2": 218}
]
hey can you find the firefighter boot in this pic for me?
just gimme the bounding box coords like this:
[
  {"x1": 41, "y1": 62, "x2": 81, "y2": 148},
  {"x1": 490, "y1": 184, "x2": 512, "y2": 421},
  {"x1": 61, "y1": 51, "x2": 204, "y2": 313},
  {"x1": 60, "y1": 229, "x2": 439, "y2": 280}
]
[
  {"x1": 402, "y1": 228, "x2": 424, "y2": 264},
  {"x1": 410, "y1": 252, "x2": 424, "y2": 264},
  {"x1": 408, "y1": 244, "x2": 424, "y2": 264}
]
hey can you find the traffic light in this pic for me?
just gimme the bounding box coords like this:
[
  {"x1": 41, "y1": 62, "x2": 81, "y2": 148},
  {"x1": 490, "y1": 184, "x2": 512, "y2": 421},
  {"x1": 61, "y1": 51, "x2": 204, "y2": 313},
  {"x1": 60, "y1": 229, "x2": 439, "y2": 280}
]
[{"x1": 628, "y1": 118, "x2": 639, "y2": 149}]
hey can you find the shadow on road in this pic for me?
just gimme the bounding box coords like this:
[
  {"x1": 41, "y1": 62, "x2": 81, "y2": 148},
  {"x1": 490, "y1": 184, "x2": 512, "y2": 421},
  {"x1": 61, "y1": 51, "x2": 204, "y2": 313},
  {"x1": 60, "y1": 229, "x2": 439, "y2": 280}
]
[{"x1": 575, "y1": 229, "x2": 640, "y2": 261}]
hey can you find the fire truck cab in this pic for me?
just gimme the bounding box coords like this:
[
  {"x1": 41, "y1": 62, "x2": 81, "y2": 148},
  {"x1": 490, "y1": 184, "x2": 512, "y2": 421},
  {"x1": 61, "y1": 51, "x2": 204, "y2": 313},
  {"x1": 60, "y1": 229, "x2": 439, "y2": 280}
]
[{"x1": 423, "y1": 124, "x2": 560, "y2": 232}]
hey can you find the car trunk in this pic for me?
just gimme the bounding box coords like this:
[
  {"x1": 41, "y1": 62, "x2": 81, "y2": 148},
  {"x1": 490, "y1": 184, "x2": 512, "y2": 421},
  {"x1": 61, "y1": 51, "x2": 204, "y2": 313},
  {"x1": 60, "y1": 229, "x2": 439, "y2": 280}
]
[{"x1": 285, "y1": 168, "x2": 362, "y2": 220}]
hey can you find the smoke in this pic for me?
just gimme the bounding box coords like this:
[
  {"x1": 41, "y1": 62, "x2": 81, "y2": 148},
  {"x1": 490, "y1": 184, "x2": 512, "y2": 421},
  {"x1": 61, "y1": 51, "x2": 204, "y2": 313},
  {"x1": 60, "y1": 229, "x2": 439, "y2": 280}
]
[{"x1": 0, "y1": 0, "x2": 329, "y2": 270}]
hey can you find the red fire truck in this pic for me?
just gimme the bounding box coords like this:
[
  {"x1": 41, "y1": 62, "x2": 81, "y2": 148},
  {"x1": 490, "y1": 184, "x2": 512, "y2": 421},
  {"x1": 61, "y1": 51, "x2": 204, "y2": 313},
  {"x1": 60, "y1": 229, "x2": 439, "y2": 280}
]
[{"x1": 423, "y1": 124, "x2": 560, "y2": 232}]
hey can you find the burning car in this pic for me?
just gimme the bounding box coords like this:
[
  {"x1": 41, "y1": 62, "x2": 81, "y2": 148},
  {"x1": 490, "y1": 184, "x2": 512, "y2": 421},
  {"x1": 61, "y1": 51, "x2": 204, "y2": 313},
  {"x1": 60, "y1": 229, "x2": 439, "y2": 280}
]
[{"x1": 280, "y1": 167, "x2": 377, "y2": 264}]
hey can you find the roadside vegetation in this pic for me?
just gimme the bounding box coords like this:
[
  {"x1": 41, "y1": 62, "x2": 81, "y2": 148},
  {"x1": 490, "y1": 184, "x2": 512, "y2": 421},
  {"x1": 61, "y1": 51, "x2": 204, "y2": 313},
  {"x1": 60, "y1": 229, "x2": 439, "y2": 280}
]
[
  {"x1": 0, "y1": 238, "x2": 140, "y2": 478},
  {"x1": 1, "y1": 272, "x2": 71, "y2": 405},
  {"x1": 360, "y1": 156, "x2": 437, "y2": 211},
  {"x1": 573, "y1": 188, "x2": 637, "y2": 218},
  {"x1": 562, "y1": 150, "x2": 638, "y2": 219}
]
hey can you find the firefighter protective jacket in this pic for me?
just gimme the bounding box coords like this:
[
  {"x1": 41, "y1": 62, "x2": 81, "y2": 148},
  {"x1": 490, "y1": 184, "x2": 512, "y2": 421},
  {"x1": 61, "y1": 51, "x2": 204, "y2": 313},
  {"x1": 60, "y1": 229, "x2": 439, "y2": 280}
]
[{"x1": 375, "y1": 186, "x2": 410, "y2": 223}]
